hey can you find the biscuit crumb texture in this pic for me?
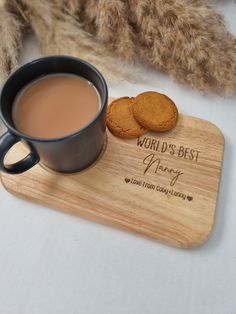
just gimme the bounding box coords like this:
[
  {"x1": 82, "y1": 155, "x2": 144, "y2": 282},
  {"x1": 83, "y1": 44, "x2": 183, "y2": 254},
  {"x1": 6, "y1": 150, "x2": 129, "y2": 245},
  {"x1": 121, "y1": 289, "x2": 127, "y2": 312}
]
[
  {"x1": 133, "y1": 92, "x2": 178, "y2": 132},
  {"x1": 107, "y1": 97, "x2": 148, "y2": 139}
]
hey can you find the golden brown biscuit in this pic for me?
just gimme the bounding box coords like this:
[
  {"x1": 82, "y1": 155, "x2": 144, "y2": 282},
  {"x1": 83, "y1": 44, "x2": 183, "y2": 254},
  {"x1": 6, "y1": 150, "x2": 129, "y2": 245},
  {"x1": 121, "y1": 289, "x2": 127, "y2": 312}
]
[
  {"x1": 133, "y1": 92, "x2": 179, "y2": 132},
  {"x1": 106, "y1": 97, "x2": 148, "y2": 139}
]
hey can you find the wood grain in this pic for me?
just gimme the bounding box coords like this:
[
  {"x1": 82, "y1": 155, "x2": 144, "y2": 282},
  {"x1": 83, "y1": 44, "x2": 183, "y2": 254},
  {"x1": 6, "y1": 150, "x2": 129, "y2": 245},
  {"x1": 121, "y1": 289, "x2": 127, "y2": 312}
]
[{"x1": 0, "y1": 99, "x2": 224, "y2": 247}]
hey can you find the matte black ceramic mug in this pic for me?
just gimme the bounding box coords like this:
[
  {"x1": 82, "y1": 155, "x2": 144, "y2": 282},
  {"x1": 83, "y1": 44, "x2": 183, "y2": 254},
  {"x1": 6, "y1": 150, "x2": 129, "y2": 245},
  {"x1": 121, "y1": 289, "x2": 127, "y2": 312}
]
[{"x1": 0, "y1": 56, "x2": 108, "y2": 174}]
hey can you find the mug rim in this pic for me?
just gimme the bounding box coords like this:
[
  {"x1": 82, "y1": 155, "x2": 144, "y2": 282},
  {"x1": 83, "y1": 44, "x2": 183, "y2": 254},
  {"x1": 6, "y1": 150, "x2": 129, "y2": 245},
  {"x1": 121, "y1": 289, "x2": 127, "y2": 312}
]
[{"x1": 0, "y1": 55, "x2": 108, "y2": 143}]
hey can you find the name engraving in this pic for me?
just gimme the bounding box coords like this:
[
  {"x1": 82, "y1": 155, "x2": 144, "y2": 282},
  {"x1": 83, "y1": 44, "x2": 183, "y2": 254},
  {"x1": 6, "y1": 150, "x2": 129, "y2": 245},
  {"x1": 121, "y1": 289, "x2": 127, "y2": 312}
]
[{"x1": 143, "y1": 153, "x2": 184, "y2": 186}]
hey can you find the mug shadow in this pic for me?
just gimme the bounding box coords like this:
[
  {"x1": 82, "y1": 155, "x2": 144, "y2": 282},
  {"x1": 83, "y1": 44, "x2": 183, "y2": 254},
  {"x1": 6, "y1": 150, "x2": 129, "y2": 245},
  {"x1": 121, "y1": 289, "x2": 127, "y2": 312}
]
[{"x1": 38, "y1": 132, "x2": 108, "y2": 193}]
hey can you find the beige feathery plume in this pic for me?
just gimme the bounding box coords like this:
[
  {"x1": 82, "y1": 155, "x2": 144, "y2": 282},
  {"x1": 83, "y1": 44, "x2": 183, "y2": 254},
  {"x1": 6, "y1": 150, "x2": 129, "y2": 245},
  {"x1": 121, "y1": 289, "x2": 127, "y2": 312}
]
[
  {"x1": 69, "y1": 0, "x2": 236, "y2": 94},
  {"x1": 0, "y1": 0, "x2": 24, "y2": 84},
  {"x1": 1, "y1": 0, "x2": 235, "y2": 93},
  {"x1": 19, "y1": 0, "x2": 133, "y2": 82}
]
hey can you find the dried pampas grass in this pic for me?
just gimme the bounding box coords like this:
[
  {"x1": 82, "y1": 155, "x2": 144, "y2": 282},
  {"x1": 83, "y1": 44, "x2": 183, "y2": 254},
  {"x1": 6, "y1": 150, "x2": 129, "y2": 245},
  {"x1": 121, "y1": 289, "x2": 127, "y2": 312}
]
[
  {"x1": 0, "y1": 0, "x2": 24, "y2": 84},
  {"x1": 19, "y1": 0, "x2": 133, "y2": 82},
  {"x1": 0, "y1": 0, "x2": 235, "y2": 94},
  {"x1": 69, "y1": 0, "x2": 236, "y2": 94}
]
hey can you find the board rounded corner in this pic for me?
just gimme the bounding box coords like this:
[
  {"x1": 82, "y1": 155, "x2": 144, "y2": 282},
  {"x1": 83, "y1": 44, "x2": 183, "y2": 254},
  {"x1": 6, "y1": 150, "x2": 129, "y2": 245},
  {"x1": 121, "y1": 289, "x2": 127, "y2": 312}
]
[
  {"x1": 186, "y1": 226, "x2": 214, "y2": 248},
  {"x1": 208, "y1": 121, "x2": 224, "y2": 145}
]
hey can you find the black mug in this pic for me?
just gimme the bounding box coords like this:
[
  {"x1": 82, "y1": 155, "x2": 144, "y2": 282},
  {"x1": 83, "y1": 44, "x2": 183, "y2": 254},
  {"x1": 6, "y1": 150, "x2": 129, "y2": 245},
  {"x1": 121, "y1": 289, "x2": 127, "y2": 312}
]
[{"x1": 0, "y1": 56, "x2": 108, "y2": 174}]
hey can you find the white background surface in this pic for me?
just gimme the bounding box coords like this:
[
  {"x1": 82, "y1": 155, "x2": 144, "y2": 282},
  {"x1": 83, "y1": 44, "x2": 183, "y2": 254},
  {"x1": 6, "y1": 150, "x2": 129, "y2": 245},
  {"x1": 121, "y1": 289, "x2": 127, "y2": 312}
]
[{"x1": 0, "y1": 3, "x2": 236, "y2": 314}]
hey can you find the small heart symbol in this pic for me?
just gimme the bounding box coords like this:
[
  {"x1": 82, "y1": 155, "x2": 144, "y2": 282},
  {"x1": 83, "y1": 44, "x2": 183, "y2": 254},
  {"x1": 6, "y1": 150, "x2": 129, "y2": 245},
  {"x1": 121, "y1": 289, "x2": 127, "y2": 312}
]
[
  {"x1": 187, "y1": 196, "x2": 193, "y2": 202},
  {"x1": 125, "y1": 178, "x2": 130, "y2": 183}
]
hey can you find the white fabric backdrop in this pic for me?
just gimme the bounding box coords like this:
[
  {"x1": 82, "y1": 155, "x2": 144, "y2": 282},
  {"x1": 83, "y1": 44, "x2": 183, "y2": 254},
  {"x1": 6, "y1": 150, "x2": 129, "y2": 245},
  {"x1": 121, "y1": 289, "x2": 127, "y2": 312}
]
[{"x1": 0, "y1": 3, "x2": 236, "y2": 314}]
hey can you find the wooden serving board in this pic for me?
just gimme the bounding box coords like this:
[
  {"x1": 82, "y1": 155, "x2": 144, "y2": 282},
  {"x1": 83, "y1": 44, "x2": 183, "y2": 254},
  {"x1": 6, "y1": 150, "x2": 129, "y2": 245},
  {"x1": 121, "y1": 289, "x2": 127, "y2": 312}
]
[{"x1": 0, "y1": 99, "x2": 224, "y2": 248}]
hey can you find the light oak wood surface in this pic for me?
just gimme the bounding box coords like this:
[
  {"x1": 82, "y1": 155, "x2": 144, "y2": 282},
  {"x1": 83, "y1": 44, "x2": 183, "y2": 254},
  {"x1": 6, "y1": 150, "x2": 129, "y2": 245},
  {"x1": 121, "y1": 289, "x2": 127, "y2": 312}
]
[{"x1": 0, "y1": 99, "x2": 224, "y2": 247}]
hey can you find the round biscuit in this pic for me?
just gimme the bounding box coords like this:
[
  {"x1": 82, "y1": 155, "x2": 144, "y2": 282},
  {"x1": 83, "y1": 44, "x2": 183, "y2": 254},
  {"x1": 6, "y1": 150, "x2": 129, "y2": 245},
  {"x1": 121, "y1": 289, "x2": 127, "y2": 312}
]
[
  {"x1": 133, "y1": 91, "x2": 178, "y2": 132},
  {"x1": 106, "y1": 97, "x2": 148, "y2": 139}
]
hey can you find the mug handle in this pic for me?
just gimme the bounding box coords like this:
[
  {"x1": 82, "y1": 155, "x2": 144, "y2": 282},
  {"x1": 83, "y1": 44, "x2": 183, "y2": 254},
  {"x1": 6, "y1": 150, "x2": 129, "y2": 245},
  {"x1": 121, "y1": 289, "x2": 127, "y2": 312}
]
[{"x1": 0, "y1": 131, "x2": 40, "y2": 174}]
